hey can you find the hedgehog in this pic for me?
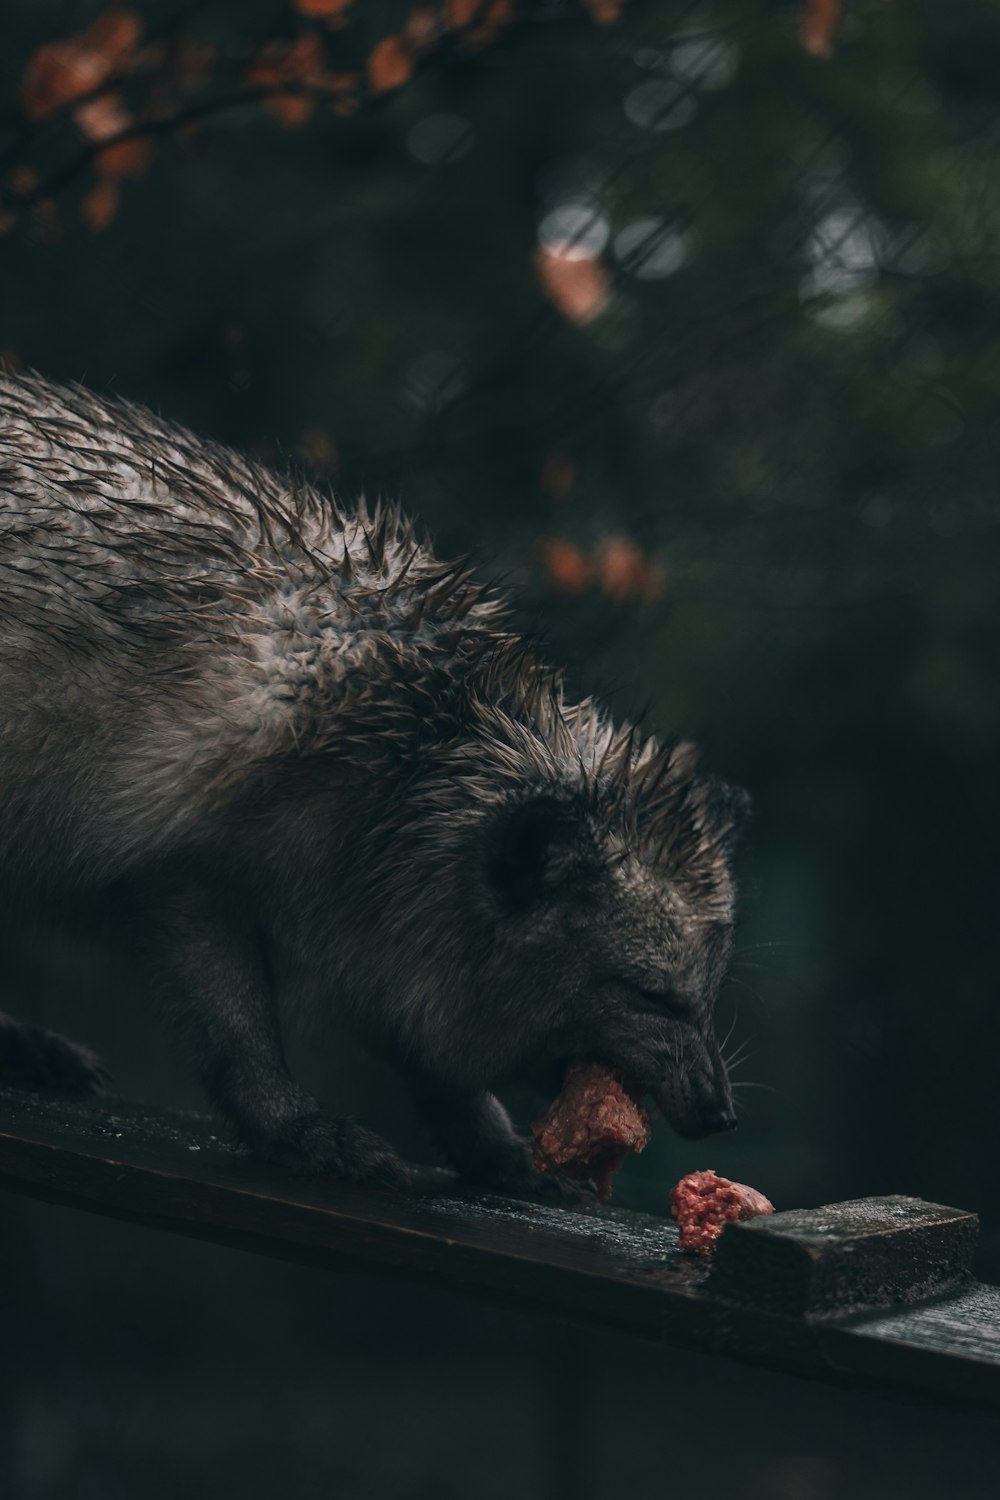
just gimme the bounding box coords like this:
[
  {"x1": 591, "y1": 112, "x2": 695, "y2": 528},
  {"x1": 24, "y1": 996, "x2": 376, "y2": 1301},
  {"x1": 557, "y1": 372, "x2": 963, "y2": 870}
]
[{"x1": 0, "y1": 370, "x2": 749, "y2": 1194}]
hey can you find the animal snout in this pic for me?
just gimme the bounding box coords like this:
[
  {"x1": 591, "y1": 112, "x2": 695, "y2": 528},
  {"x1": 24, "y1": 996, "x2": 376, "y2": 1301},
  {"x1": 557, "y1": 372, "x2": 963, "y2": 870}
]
[
  {"x1": 657, "y1": 1045, "x2": 736, "y2": 1140},
  {"x1": 661, "y1": 1092, "x2": 737, "y2": 1140},
  {"x1": 699, "y1": 1101, "x2": 738, "y2": 1134}
]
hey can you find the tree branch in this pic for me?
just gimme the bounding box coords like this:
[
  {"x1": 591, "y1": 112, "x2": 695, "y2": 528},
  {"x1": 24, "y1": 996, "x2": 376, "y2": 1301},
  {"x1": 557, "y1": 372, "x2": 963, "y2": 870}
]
[{"x1": 0, "y1": 0, "x2": 579, "y2": 222}]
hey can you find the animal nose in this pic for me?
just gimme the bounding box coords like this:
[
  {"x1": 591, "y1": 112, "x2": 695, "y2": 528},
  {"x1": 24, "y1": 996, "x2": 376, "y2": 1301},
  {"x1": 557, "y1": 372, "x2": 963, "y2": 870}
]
[{"x1": 701, "y1": 1103, "x2": 738, "y2": 1134}]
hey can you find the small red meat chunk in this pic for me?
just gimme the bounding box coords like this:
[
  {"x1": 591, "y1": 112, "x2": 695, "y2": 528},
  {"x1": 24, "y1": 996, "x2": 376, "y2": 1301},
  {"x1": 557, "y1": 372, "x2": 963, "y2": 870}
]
[
  {"x1": 670, "y1": 1169, "x2": 774, "y2": 1254},
  {"x1": 531, "y1": 1061, "x2": 652, "y2": 1201}
]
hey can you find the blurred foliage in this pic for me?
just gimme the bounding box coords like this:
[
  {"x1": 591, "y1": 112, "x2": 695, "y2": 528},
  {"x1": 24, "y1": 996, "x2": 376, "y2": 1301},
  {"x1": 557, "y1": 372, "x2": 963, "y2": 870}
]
[{"x1": 2, "y1": 0, "x2": 1000, "y2": 1234}]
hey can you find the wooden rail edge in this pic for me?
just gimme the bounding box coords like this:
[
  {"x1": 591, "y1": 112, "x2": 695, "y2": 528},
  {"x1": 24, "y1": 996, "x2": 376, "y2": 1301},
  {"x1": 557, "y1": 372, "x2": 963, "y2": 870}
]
[{"x1": 1, "y1": 1085, "x2": 998, "y2": 1410}]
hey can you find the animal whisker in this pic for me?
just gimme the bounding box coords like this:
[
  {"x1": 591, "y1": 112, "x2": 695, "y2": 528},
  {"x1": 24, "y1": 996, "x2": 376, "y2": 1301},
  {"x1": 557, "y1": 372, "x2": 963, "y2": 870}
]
[{"x1": 723, "y1": 1038, "x2": 754, "y2": 1074}]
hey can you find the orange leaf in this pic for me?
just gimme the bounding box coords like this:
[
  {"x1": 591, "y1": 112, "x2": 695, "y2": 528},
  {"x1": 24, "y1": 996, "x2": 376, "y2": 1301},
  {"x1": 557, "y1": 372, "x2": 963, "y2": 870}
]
[
  {"x1": 74, "y1": 93, "x2": 130, "y2": 142},
  {"x1": 81, "y1": 179, "x2": 119, "y2": 231},
  {"x1": 97, "y1": 134, "x2": 152, "y2": 178},
  {"x1": 800, "y1": 0, "x2": 841, "y2": 57},
  {"x1": 244, "y1": 35, "x2": 322, "y2": 88},
  {"x1": 465, "y1": 0, "x2": 514, "y2": 45},
  {"x1": 87, "y1": 10, "x2": 143, "y2": 67},
  {"x1": 447, "y1": 0, "x2": 482, "y2": 25},
  {"x1": 595, "y1": 536, "x2": 664, "y2": 601},
  {"x1": 581, "y1": 0, "x2": 625, "y2": 21},
  {"x1": 406, "y1": 6, "x2": 442, "y2": 50},
  {"x1": 21, "y1": 10, "x2": 142, "y2": 119},
  {"x1": 22, "y1": 43, "x2": 107, "y2": 118},
  {"x1": 284, "y1": 34, "x2": 327, "y2": 82},
  {"x1": 73, "y1": 94, "x2": 150, "y2": 177},
  {"x1": 535, "y1": 247, "x2": 610, "y2": 325},
  {"x1": 244, "y1": 51, "x2": 282, "y2": 90},
  {"x1": 245, "y1": 36, "x2": 327, "y2": 128},
  {"x1": 367, "y1": 36, "x2": 414, "y2": 94},
  {"x1": 541, "y1": 539, "x2": 591, "y2": 594},
  {"x1": 293, "y1": 0, "x2": 352, "y2": 13},
  {"x1": 277, "y1": 94, "x2": 315, "y2": 127}
]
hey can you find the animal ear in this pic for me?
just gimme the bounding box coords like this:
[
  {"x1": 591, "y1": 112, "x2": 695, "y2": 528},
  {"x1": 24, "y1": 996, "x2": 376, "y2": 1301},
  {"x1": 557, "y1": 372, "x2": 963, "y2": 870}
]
[
  {"x1": 699, "y1": 778, "x2": 752, "y2": 855},
  {"x1": 488, "y1": 799, "x2": 581, "y2": 911}
]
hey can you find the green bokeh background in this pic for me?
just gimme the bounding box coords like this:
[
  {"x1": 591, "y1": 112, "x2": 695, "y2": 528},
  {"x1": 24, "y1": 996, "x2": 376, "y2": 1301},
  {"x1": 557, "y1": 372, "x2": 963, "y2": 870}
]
[{"x1": 2, "y1": 2, "x2": 1000, "y2": 1496}]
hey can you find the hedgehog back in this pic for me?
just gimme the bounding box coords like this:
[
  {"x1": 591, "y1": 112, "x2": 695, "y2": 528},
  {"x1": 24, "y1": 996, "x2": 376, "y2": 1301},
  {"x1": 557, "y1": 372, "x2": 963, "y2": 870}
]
[{"x1": 0, "y1": 372, "x2": 496, "y2": 884}]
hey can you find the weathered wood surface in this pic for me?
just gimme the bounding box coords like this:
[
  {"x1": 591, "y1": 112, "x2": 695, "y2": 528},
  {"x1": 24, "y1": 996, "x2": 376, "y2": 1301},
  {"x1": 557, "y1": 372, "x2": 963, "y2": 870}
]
[{"x1": 1, "y1": 1085, "x2": 998, "y2": 1409}]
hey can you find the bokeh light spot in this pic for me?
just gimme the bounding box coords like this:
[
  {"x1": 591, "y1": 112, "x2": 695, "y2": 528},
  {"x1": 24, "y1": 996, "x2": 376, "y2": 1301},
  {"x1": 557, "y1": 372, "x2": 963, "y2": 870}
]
[
  {"x1": 538, "y1": 201, "x2": 610, "y2": 260},
  {"x1": 624, "y1": 78, "x2": 697, "y2": 132},
  {"x1": 614, "y1": 218, "x2": 687, "y2": 278}
]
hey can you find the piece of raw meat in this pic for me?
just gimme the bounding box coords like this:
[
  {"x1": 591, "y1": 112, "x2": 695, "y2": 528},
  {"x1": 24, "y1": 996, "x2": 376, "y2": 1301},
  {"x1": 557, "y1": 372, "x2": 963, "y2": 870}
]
[
  {"x1": 670, "y1": 1169, "x2": 774, "y2": 1254},
  {"x1": 531, "y1": 1061, "x2": 652, "y2": 1201}
]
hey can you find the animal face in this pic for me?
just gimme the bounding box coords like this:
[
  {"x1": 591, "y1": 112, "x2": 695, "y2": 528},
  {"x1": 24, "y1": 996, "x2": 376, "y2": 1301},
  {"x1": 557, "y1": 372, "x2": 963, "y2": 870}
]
[
  {"x1": 335, "y1": 699, "x2": 749, "y2": 1141},
  {"x1": 461, "y1": 773, "x2": 750, "y2": 1138}
]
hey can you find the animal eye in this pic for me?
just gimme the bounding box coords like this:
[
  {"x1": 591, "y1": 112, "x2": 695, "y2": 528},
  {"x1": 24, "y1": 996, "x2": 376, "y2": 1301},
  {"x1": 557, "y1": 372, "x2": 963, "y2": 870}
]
[
  {"x1": 488, "y1": 800, "x2": 578, "y2": 911},
  {"x1": 634, "y1": 985, "x2": 692, "y2": 1019}
]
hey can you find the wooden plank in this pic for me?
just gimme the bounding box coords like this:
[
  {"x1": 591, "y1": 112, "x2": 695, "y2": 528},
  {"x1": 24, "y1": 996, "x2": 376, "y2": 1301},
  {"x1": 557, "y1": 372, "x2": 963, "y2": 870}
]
[
  {"x1": 708, "y1": 1196, "x2": 978, "y2": 1314},
  {"x1": 0, "y1": 1085, "x2": 997, "y2": 1409}
]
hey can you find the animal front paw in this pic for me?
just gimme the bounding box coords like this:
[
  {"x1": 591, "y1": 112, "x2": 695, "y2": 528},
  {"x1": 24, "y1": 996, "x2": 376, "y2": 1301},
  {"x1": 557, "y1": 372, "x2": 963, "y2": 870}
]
[
  {"x1": 260, "y1": 1112, "x2": 409, "y2": 1189},
  {"x1": 458, "y1": 1138, "x2": 599, "y2": 1206},
  {"x1": 529, "y1": 1169, "x2": 600, "y2": 1206},
  {"x1": 0, "y1": 1020, "x2": 110, "y2": 1094}
]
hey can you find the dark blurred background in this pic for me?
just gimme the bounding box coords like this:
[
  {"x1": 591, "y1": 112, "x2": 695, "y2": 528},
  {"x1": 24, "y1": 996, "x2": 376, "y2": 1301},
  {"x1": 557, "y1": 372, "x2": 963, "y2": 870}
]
[{"x1": 2, "y1": 0, "x2": 1000, "y2": 1495}]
